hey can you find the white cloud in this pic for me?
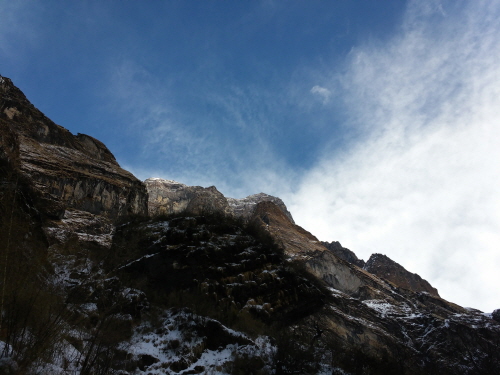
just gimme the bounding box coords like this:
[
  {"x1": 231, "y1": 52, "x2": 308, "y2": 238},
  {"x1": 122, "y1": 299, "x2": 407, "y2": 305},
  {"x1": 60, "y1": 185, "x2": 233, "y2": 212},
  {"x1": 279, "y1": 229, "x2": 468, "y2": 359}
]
[
  {"x1": 287, "y1": 0, "x2": 500, "y2": 312},
  {"x1": 310, "y1": 85, "x2": 331, "y2": 103}
]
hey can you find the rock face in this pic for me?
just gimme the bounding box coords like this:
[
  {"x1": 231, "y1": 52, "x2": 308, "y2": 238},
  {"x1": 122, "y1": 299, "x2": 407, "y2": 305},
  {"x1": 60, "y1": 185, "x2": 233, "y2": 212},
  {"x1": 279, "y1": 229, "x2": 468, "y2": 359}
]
[
  {"x1": 493, "y1": 309, "x2": 500, "y2": 323},
  {"x1": 228, "y1": 193, "x2": 295, "y2": 223},
  {"x1": 0, "y1": 76, "x2": 148, "y2": 221},
  {"x1": 247, "y1": 201, "x2": 396, "y2": 300},
  {"x1": 365, "y1": 253, "x2": 440, "y2": 297},
  {"x1": 112, "y1": 212, "x2": 500, "y2": 375},
  {"x1": 145, "y1": 178, "x2": 297, "y2": 225},
  {"x1": 249, "y1": 200, "x2": 327, "y2": 258},
  {"x1": 322, "y1": 240, "x2": 366, "y2": 268},
  {"x1": 144, "y1": 178, "x2": 232, "y2": 217},
  {"x1": 321, "y1": 242, "x2": 441, "y2": 299}
]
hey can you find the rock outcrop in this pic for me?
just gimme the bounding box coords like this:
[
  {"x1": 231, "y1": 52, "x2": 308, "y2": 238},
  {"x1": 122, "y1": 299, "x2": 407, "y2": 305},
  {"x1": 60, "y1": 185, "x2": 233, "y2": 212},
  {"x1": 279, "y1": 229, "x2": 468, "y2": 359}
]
[
  {"x1": 145, "y1": 178, "x2": 297, "y2": 225},
  {"x1": 0, "y1": 76, "x2": 148, "y2": 221},
  {"x1": 493, "y1": 309, "x2": 500, "y2": 323},
  {"x1": 145, "y1": 177, "x2": 232, "y2": 217},
  {"x1": 247, "y1": 201, "x2": 396, "y2": 300},
  {"x1": 249, "y1": 200, "x2": 326, "y2": 258},
  {"x1": 228, "y1": 193, "x2": 295, "y2": 223},
  {"x1": 365, "y1": 253, "x2": 440, "y2": 297},
  {"x1": 322, "y1": 240, "x2": 366, "y2": 268}
]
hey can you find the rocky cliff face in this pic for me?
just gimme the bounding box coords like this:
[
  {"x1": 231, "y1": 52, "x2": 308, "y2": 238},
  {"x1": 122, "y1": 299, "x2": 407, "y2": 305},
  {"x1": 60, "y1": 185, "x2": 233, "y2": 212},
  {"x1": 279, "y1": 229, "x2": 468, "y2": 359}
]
[
  {"x1": 249, "y1": 200, "x2": 327, "y2": 258},
  {"x1": 321, "y1": 241, "x2": 441, "y2": 298},
  {"x1": 228, "y1": 193, "x2": 295, "y2": 223},
  {"x1": 365, "y1": 253, "x2": 440, "y2": 297},
  {"x1": 0, "y1": 76, "x2": 147, "y2": 221},
  {"x1": 1, "y1": 76, "x2": 499, "y2": 375},
  {"x1": 145, "y1": 177, "x2": 231, "y2": 217},
  {"x1": 322, "y1": 240, "x2": 366, "y2": 268},
  {"x1": 145, "y1": 178, "x2": 296, "y2": 224}
]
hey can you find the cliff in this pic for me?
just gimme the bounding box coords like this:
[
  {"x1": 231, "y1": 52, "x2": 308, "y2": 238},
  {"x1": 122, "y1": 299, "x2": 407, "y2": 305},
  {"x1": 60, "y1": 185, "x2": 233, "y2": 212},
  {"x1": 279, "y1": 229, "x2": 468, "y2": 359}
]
[
  {"x1": 0, "y1": 75, "x2": 148, "y2": 221},
  {"x1": 145, "y1": 178, "x2": 232, "y2": 217}
]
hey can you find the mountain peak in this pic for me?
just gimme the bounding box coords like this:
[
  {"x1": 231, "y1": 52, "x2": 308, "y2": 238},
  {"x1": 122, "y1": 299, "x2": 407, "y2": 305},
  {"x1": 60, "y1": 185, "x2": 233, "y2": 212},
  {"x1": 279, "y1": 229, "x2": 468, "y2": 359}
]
[
  {"x1": 365, "y1": 253, "x2": 440, "y2": 297},
  {"x1": 227, "y1": 192, "x2": 295, "y2": 223}
]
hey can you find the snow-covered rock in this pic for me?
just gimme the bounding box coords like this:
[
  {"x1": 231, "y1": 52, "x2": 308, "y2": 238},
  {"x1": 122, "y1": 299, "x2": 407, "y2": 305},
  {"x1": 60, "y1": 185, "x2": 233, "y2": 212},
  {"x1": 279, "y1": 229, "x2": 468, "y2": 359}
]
[{"x1": 228, "y1": 192, "x2": 295, "y2": 223}]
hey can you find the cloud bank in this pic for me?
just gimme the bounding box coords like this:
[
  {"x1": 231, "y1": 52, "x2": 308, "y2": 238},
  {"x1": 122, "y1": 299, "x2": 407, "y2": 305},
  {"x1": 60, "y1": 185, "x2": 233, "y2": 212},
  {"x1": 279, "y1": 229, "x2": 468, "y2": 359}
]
[{"x1": 287, "y1": 0, "x2": 500, "y2": 312}]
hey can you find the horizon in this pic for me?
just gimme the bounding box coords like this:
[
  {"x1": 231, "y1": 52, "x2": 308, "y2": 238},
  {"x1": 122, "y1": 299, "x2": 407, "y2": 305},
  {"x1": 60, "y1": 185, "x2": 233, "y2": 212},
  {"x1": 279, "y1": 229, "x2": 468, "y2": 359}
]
[{"x1": 1, "y1": 0, "x2": 499, "y2": 312}]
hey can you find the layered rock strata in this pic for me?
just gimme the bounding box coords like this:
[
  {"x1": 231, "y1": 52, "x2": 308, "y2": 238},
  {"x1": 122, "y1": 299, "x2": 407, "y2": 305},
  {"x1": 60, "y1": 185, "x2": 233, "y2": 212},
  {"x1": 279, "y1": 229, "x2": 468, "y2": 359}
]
[
  {"x1": 1, "y1": 76, "x2": 499, "y2": 374},
  {"x1": 0, "y1": 76, "x2": 148, "y2": 221}
]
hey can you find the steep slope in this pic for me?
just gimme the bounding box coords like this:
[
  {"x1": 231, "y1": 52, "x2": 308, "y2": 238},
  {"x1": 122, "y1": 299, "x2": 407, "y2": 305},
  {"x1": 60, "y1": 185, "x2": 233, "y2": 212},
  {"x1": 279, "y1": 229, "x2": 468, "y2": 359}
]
[
  {"x1": 322, "y1": 241, "x2": 439, "y2": 297},
  {"x1": 322, "y1": 240, "x2": 366, "y2": 268},
  {"x1": 145, "y1": 178, "x2": 294, "y2": 223},
  {"x1": 365, "y1": 253, "x2": 440, "y2": 297},
  {"x1": 249, "y1": 200, "x2": 327, "y2": 258},
  {"x1": 147, "y1": 179, "x2": 500, "y2": 373},
  {"x1": 0, "y1": 76, "x2": 149, "y2": 374}
]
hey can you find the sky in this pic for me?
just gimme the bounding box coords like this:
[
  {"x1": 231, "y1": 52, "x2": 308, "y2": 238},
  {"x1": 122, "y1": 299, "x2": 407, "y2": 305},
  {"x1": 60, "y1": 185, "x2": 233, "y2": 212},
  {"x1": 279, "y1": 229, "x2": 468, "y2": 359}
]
[{"x1": 1, "y1": 0, "x2": 499, "y2": 312}]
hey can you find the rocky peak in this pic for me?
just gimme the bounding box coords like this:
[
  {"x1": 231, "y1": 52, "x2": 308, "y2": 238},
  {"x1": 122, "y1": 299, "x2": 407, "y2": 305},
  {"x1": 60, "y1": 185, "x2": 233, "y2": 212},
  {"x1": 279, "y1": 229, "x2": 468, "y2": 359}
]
[
  {"x1": 227, "y1": 192, "x2": 295, "y2": 223},
  {"x1": 321, "y1": 240, "x2": 366, "y2": 268},
  {"x1": 493, "y1": 309, "x2": 500, "y2": 323},
  {"x1": 364, "y1": 253, "x2": 440, "y2": 297},
  {"x1": 250, "y1": 200, "x2": 327, "y2": 258},
  {"x1": 0, "y1": 76, "x2": 108, "y2": 161},
  {"x1": 144, "y1": 176, "x2": 325, "y2": 260}
]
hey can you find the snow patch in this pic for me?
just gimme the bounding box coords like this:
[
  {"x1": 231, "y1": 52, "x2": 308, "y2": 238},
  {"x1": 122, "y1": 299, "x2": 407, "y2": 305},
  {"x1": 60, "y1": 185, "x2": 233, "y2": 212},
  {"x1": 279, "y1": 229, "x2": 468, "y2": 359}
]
[{"x1": 122, "y1": 309, "x2": 276, "y2": 374}]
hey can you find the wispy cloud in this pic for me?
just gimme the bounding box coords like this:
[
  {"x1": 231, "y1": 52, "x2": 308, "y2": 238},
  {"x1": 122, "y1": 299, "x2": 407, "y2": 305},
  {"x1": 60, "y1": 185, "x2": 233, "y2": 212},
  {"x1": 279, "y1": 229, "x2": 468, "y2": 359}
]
[
  {"x1": 105, "y1": 59, "x2": 294, "y2": 198},
  {"x1": 287, "y1": 0, "x2": 500, "y2": 311},
  {"x1": 105, "y1": 60, "x2": 219, "y2": 178},
  {"x1": 310, "y1": 85, "x2": 332, "y2": 104}
]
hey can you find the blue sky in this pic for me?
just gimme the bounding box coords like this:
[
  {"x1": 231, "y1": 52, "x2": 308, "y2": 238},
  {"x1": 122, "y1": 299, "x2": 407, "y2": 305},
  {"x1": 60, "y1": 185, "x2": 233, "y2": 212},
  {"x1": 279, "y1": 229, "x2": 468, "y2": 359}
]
[{"x1": 1, "y1": 0, "x2": 499, "y2": 312}]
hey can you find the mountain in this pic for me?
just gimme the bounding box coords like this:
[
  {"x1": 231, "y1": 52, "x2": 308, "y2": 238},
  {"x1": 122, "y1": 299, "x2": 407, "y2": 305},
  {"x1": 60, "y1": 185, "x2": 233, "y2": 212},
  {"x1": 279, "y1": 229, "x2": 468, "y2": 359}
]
[
  {"x1": 364, "y1": 253, "x2": 440, "y2": 297},
  {"x1": 1, "y1": 75, "x2": 499, "y2": 374},
  {"x1": 321, "y1": 241, "x2": 366, "y2": 268}
]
